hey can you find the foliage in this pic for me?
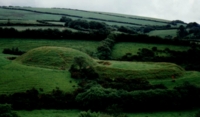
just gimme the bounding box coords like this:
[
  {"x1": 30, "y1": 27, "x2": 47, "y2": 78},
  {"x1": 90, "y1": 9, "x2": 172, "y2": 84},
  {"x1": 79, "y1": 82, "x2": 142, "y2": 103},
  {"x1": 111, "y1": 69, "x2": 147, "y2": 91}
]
[
  {"x1": 78, "y1": 110, "x2": 100, "y2": 117},
  {"x1": 120, "y1": 46, "x2": 200, "y2": 71},
  {"x1": 60, "y1": 16, "x2": 73, "y2": 23},
  {"x1": 97, "y1": 34, "x2": 116, "y2": 60},
  {"x1": 68, "y1": 19, "x2": 90, "y2": 30},
  {"x1": 0, "y1": 104, "x2": 20, "y2": 117},
  {"x1": 117, "y1": 26, "x2": 135, "y2": 34},
  {"x1": 177, "y1": 25, "x2": 188, "y2": 38},
  {"x1": 98, "y1": 78, "x2": 166, "y2": 91},
  {"x1": 2, "y1": 47, "x2": 25, "y2": 55},
  {"x1": 69, "y1": 57, "x2": 98, "y2": 79},
  {"x1": 195, "y1": 110, "x2": 200, "y2": 117},
  {"x1": 0, "y1": 27, "x2": 108, "y2": 41}
]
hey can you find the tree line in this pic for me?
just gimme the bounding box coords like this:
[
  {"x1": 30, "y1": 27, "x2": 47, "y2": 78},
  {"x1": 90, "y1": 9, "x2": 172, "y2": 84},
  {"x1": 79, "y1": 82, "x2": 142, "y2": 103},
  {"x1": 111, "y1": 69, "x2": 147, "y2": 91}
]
[
  {"x1": 0, "y1": 27, "x2": 109, "y2": 41},
  {"x1": 0, "y1": 82, "x2": 200, "y2": 113}
]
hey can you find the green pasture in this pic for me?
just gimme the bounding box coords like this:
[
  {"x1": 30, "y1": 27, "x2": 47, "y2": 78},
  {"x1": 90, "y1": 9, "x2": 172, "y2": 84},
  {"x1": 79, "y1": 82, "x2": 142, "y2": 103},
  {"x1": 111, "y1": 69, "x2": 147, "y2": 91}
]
[
  {"x1": 0, "y1": 8, "x2": 61, "y2": 20},
  {"x1": 1, "y1": 7, "x2": 168, "y2": 26},
  {"x1": 0, "y1": 39, "x2": 198, "y2": 92},
  {"x1": 0, "y1": 53, "x2": 77, "y2": 95},
  {"x1": 112, "y1": 42, "x2": 190, "y2": 59},
  {"x1": 95, "y1": 60, "x2": 184, "y2": 80},
  {"x1": 0, "y1": 38, "x2": 99, "y2": 54},
  {"x1": 16, "y1": 46, "x2": 95, "y2": 70},
  {"x1": 147, "y1": 29, "x2": 177, "y2": 38},
  {"x1": 22, "y1": 7, "x2": 168, "y2": 26},
  {"x1": 16, "y1": 109, "x2": 199, "y2": 117},
  {"x1": 0, "y1": 19, "x2": 42, "y2": 24},
  {"x1": 16, "y1": 109, "x2": 79, "y2": 117},
  {"x1": 150, "y1": 71, "x2": 200, "y2": 89}
]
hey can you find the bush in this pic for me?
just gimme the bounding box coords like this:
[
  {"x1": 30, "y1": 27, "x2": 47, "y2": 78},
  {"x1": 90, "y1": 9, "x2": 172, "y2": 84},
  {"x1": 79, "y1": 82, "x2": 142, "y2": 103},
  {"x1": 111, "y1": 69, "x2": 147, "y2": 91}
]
[
  {"x1": 0, "y1": 104, "x2": 20, "y2": 117},
  {"x1": 195, "y1": 110, "x2": 200, "y2": 117},
  {"x1": 69, "y1": 57, "x2": 98, "y2": 79},
  {"x1": 2, "y1": 47, "x2": 25, "y2": 55}
]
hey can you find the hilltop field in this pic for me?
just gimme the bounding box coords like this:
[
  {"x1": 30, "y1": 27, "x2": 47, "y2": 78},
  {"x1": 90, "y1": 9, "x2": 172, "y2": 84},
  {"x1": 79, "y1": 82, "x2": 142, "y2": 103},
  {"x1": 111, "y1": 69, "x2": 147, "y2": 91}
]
[{"x1": 1, "y1": 6, "x2": 200, "y2": 117}]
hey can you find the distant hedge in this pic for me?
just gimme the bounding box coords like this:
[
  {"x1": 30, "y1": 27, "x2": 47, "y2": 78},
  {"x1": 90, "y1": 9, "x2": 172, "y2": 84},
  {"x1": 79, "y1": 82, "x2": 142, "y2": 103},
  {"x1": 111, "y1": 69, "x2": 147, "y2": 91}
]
[{"x1": 0, "y1": 27, "x2": 109, "y2": 41}]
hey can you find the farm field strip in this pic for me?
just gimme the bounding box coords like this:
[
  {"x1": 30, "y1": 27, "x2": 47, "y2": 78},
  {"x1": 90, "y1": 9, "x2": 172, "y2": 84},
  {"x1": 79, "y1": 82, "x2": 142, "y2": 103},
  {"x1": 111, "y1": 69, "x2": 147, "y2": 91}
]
[
  {"x1": 111, "y1": 42, "x2": 190, "y2": 59},
  {"x1": 21, "y1": 7, "x2": 169, "y2": 25},
  {"x1": 147, "y1": 29, "x2": 177, "y2": 38},
  {"x1": 0, "y1": 7, "x2": 168, "y2": 26},
  {"x1": 16, "y1": 109, "x2": 199, "y2": 117},
  {"x1": 0, "y1": 8, "x2": 61, "y2": 20},
  {"x1": 0, "y1": 38, "x2": 99, "y2": 53}
]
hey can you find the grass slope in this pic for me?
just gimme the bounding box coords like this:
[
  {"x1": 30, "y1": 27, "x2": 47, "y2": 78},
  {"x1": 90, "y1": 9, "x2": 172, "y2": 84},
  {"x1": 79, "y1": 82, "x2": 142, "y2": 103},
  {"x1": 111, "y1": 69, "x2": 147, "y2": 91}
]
[
  {"x1": 147, "y1": 29, "x2": 177, "y2": 38},
  {"x1": 0, "y1": 53, "x2": 77, "y2": 95},
  {"x1": 0, "y1": 7, "x2": 170, "y2": 26},
  {"x1": 16, "y1": 46, "x2": 184, "y2": 80},
  {"x1": 95, "y1": 60, "x2": 184, "y2": 80},
  {"x1": 16, "y1": 46, "x2": 95, "y2": 70},
  {"x1": 16, "y1": 109, "x2": 199, "y2": 117}
]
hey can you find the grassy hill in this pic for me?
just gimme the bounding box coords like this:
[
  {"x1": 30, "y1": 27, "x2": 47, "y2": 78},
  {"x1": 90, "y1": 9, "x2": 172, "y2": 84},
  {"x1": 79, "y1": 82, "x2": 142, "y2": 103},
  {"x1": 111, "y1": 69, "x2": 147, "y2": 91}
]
[
  {"x1": 95, "y1": 60, "x2": 184, "y2": 80},
  {"x1": 0, "y1": 6, "x2": 200, "y2": 115},
  {"x1": 0, "y1": 6, "x2": 172, "y2": 27},
  {"x1": 15, "y1": 46, "x2": 95, "y2": 70},
  {"x1": 0, "y1": 53, "x2": 77, "y2": 95},
  {"x1": 0, "y1": 44, "x2": 198, "y2": 95},
  {"x1": 16, "y1": 46, "x2": 185, "y2": 80}
]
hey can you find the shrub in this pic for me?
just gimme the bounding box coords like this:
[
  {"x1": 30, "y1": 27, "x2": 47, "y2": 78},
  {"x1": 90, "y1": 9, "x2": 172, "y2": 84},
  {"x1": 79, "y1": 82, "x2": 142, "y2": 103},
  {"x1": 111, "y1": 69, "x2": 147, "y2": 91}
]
[
  {"x1": 69, "y1": 57, "x2": 98, "y2": 79},
  {"x1": 0, "y1": 104, "x2": 20, "y2": 117},
  {"x1": 2, "y1": 47, "x2": 25, "y2": 55},
  {"x1": 195, "y1": 110, "x2": 200, "y2": 117}
]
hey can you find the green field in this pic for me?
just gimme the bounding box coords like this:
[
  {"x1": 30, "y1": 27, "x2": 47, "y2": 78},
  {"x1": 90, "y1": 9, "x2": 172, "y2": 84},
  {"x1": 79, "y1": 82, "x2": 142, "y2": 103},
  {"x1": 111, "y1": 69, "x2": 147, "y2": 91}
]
[
  {"x1": 0, "y1": 39, "x2": 98, "y2": 94},
  {"x1": 0, "y1": 8, "x2": 61, "y2": 20},
  {"x1": 21, "y1": 7, "x2": 169, "y2": 26},
  {"x1": 95, "y1": 60, "x2": 184, "y2": 80},
  {"x1": 16, "y1": 46, "x2": 96, "y2": 69},
  {"x1": 0, "y1": 38, "x2": 98, "y2": 53},
  {"x1": 147, "y1": 29, "x2": 177, "y2": 38},
  {"x1": 112, "y1": 42, "x2": 189, "y2": 59},
  {"x1": 0, "y1": 7, "x2": 171, "y2": 27},
  {"x1": 0, "y1": 53, "x2": 77, "y2": 94},
  {"x1": 0, "y1": 19, "x2": 42, "y2": 24},
  {"x1": 16, "y1": 109, "x2": 199, "y2": 117},
  {"x1": 0, "y1": 6, "x2": 199, "y2": 116}
]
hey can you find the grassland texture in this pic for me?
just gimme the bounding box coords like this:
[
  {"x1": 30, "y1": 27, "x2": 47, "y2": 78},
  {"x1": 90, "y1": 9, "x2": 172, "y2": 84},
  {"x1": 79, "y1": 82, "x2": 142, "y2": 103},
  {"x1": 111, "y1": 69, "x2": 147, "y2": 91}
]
[
  {"x1": 0, "y1": 53, "x2": 77, "y2": 95},
  {"x1": 0, "y1": 39, "x2": 99, "y2": 54},
  {"x1": 16, "y1": 109, "x2": 199, "y2": 117},
  {"x1": 111, "y1": 42, "x2": 190, "y2": 59},
  {"x1": 147, "y1": 29, "x2": 177, "y2": 38},
  {"x1": 95, "y1": 60, "x2": 184, "y2": 80},
  {"x1": 0, "y1": 7, "x2": 169, "y2": 26},
  {"x1": 16, "y1": 46, "x2": 95, "y2": 69}
]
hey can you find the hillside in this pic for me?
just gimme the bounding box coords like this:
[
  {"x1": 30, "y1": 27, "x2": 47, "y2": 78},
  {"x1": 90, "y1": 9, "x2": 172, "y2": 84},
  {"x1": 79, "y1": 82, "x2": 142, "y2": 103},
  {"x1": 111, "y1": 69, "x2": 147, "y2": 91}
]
[
  {"x1": 0, "y1": 6, "x2": 171, "y2": 26},
  {"x1": 0, "y1": 6, "x2": 200, "y2": 115},
  {"x1": 16, "y1": 46, "x2": 95, "y2": 70}
]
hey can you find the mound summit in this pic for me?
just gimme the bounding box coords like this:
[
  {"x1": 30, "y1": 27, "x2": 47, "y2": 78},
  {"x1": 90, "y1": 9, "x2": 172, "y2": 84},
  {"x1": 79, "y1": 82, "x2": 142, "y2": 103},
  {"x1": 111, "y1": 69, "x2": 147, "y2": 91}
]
[{"x1": 16, "y1": 46, "x2": 95, "y2": 70}]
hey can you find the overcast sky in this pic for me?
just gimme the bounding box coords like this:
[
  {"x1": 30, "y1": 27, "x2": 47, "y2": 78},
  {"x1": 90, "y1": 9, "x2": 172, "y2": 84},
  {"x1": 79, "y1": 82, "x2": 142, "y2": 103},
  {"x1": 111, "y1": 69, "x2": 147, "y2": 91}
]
[{"x1": 0, "y1": 0, "x2": 199, "y2": 23}]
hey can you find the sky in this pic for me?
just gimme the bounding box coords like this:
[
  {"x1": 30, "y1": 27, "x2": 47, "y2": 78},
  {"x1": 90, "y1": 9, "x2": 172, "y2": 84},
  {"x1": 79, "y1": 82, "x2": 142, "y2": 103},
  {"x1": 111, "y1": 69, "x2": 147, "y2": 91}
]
[{"x1": 0, "y1": 0, "x2": 200, "y2": 23}]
